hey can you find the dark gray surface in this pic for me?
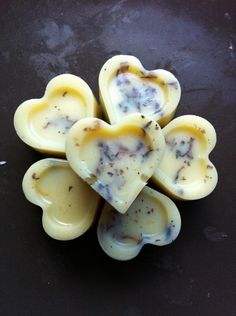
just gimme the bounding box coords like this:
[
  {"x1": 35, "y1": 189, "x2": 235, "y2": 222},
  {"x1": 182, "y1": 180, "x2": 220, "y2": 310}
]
[{"x1": 0, "y1": 1, "x2": 236, "y2": 315}]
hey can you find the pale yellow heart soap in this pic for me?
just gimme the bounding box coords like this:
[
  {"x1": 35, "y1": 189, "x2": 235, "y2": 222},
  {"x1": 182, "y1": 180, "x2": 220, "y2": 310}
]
[
  {"x1": 66, "y1": 114, "x2": 165, "y2": 214},
  {"x1": 152, "y1": 115, "x2": 218, "y2": 200},
  {"x1": 14, "y1": 74, "x2": 98, "y2": 155},
  {"x1": 97, "y1": 186, "x2": 181, "y2": 261},
  {"x1": 22, "y1": 158, "x2": 101, "y2": 240},
  {"x1": 99, "y1": 55, "x2": 181, "y2": 126}
]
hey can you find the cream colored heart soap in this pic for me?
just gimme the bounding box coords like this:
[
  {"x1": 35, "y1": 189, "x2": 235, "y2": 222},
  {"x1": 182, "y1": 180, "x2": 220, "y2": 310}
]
[
  {"x1": 22, "y1": 158, "x2": 101, "y2": 240},
  {"x1": 14, "y1": 74, "x2": 98, "y2": 155},
  {"x1": 66, "y1": 114, "x2": 165, "y2": 214},
  {"x1": 99, "y1": 55, "x2": 181, "y2": 126},
  {"x1": 152, "y1": 115, "x2": 218, "y2": 200},
  {"x1": 97, "y1": 186, "x2": 181, "y2": 261}
]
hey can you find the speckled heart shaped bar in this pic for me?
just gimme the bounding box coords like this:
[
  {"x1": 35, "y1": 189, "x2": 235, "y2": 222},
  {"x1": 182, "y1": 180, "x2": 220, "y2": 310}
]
[
  {"x1": 152, "y1": 115, "x2": 218, "y2": 200},
  {"x1": 99, "y1": 55, "x2": 181, "y2": 126},
  {"x1": 22, "y1": 158, "x2": 101, "y2": 240},
  {"x1": 66, "y1": 114, "x2": 165, "y2": 214},
  {"x1": 14, "y1": 74, "x2": 98, "y2": 155},
  {"x1": 97, "y1": 186, "x2": 181, "y2": 260}
]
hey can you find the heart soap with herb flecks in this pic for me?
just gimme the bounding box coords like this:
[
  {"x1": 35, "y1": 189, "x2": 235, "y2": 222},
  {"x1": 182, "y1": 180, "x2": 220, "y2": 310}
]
[
  {"x1": 99, "y1": 55, "x2": 181, "y2": 127},
  {"x1": 22, "y1": 158, "x2": 101, "y2": 240},
  {"x1": 66, "y1": 114, "x2": 165, "y2": 214},
  {"x1": 152, "y1": 115, "x2": 218, "y2": 200},
  {"x1": 14, "y1": 74, "x2": 98, "y2": 155},
  {"x1": 97, "y1": 186, "x2": 181, "y2": 261}
]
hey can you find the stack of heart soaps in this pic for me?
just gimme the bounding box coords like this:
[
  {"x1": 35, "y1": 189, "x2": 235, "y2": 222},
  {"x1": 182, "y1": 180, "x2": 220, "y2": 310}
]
[{"x1": 14, "y1": 55, "x2": 218, "y2": 260}]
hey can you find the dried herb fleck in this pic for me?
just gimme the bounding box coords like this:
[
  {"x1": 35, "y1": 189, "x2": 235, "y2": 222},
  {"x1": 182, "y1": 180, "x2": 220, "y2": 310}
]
[
  {"x1": 62, "y1": 91, "x2": 68, "y2": 97},
  {"x1": 168, "y1": 81, "x2": 179, "y2": 90},
  {"x1": 207, "y1": 165, "x2": 213, "y2": 169},
  {"x1": 174, "y1": 166, "x2": 185, "y2": 183},
  {"x1": 116, "y1": 62, "x2": 129, "y2": 76},
  {"x1": 143, "y1": 120, "x2": 152, "y2": 130},
  {"x1": 32, "y1": 173, "x2": 40, "y2": 180},
  {"x1": 176, "y1": 137, "x2": 195, "y2": 159}
]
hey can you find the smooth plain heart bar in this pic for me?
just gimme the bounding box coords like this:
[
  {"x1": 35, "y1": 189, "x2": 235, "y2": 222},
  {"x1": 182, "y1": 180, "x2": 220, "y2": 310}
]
[
  {"x1": 99, "y1": 55, "x2": 181, "y2": 127},
  {"x1": 14, "y1": 74, "x2": 98, "y2": 155},
  {"x1": 97, "y1": 186, "x2": 181, "y2": 261},
  {"x1": 152, "y1": 115, "x2": 218, "y2": 200},
  {"x1": 22, "y1": 158, "x2": 101, "y2": 240},
  {"x1": 66, "y1": 114, "x2": 165, "y2": 214}
]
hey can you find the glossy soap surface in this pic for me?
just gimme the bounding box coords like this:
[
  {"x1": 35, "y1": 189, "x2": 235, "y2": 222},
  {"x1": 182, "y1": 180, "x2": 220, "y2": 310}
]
[
  {"x1": 14, "y1": 74, "x2": 98, "y2": 154},
  {"x1": 152, "y1": 115, "x2": 218, "y2": 200},
  {"x1": 109, "y1": 71, "x2": 165, "y2": 116},
  {"x1": 97, "y1": 186, "x2": 181, "y2": 260},
  {"x1": 22, "y1": 158, "x2": 101, "y2": 240},
  {"x1": 66, "y1": 114, "x2": 165, "y2": 213},
  {"x1": 2, "y1": 0, "x2": 235, "y2": 315},
  {"x1": 30, "y1": 88, "x2": 85, "y2": 143},
  {"x1": 99, "y1": 55, "x2": 181, "y2": 126}
]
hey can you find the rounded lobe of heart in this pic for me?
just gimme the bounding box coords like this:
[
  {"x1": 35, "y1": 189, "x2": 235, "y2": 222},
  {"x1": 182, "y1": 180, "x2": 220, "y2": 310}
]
[
  {"x1": 22, "y1": 158, "x2": 101, "y2": 240},
  {"x1": 14, "y1": 74, "x2": 98, "y2": 155},
  {"x1": 99, "y1": 55, "x2": 181, "y2": 127},
  {"x1": 97, "y1": 186, "x2": 181, "y2": 261},
  {"x1": 66, "y1": 114, "x2": 165, "y2": 214},
  {"x1": 152, "y1": 115, "x2": 218, "y2": 200}
]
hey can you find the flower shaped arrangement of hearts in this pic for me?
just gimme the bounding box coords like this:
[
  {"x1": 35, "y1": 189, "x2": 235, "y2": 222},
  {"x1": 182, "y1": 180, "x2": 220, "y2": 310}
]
[{"x1": 14, "y1": 55, "x2": 218, "y2": 260}]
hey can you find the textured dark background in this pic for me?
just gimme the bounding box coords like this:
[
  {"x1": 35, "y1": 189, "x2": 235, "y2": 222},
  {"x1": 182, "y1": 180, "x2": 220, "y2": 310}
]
[{"x1": 0, "y1": 0, "x2": 236, "y2": 315}]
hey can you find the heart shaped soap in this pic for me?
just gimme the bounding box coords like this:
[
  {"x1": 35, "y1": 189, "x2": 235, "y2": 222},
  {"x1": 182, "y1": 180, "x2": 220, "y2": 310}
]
[
  {"x1": 14, "y1": 74, "x2": 98, "y2": 155},
  {"x1": 97, "y1": 186, "x2": 181, "y2": 260},
  {"x1": 22, "y1": 158, "x2": 101, "y2": 240},
  {"x1": 152, "y1": 115, "x2": 218, "y2": 200},
  {"x1": 66, "y1": 114, "x2": 165, "y2": 214},
  {"x1": 99, "y1": 55, "x2": 181, "y2": 126}
]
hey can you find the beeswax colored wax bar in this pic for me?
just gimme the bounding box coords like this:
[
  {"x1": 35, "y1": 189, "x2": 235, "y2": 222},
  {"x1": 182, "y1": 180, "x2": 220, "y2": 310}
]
[
  {"x1": 66, "y1": 114, "x2": 165, "y2": 214},
  {"x1": 97, "y1": 186, "x2": 181, "y2": 260},
  {"x1": 14, "y1": 74, "x2": 98, "y2": 155},
  {"x1": 99, "y1": 55, "x2": 181, "y2": 126},
  {"x1": 22, "y1": 158, "x2": 101, "y2": 240},
  {"x1": 152, "y1": 115, "x2": 218, "y2": 200}
]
